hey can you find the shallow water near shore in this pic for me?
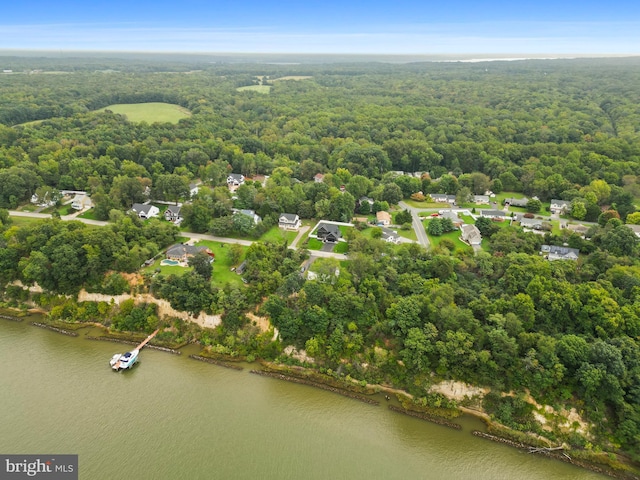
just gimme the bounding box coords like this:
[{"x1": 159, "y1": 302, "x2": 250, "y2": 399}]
[{"x1": 0, "y1": 316, "x2": 606, "y2": 479}]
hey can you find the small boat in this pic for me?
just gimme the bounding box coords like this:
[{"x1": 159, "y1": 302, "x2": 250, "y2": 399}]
[
  {"x1": 108, "y1": 329, "x2": 159, "y2": 371},
  {"x1": 110, "y1": 349, "x2": 139, "y2": 371}
]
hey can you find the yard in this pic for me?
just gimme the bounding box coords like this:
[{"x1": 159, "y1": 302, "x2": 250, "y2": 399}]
[
  {"x1": 258, "y1": 226, "x2": 299, "y2": 244},
  {"x1": 423, "y1": 219, "x2": 473, "y2": 253},
  {"x1": 142, "y1": 241, "x2": 247, "y2": 287}
]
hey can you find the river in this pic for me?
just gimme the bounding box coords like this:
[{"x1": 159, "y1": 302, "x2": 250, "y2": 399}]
[{"x1": 0, "y1": 317, "x2": 604, "y2": 479}]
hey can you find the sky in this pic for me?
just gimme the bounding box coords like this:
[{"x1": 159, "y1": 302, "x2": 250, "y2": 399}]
[{"x1": 1, "y1": 0, "x2": 639, "y2": 54}]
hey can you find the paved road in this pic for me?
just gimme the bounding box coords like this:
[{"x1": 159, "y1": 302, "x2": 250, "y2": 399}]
[
  {"x1": 8, "y1": 210, "x2": 348, "y2": 260},
  {"x1": 399, "y1": 201, "x2": 431, "y2": 249}
]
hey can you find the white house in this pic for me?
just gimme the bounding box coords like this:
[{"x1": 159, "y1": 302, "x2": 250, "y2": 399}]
[
  {"x1": 227, "y1": 173, "x2": 245, "y2": 187},
  {"x1": 430, "y1": 194, "x2": 456, "y2": 205},
  {"x1": 189, "y1": 183, "x2": 199, "y2": 198},
  {"x1": 376, "y1": 211, "x2": 392, "y2": 226},
  {"x1": 480, "y1": 209, "x2": 508, "y2": 220},
  {"x1": 550, "y1": 199, "x2": 571, "y2": 214},
  {"x1": 71, "y1": 194, "x2": 92, "y2": 210},
  {"x1": 131, "y1": 203, "x2": 160, "y2": 219},
  {"x1": 381, "y1": 227, "x2": 400, "y2": 244},
  {"x1": 279, "y1": 213, "x2": 301, "y2": 230},
  {"x1": 460, "y1": 224, "x2": 482, "y2": 246},
  {"x1": 164, "y1": 205, "x2": 182, "y2": 223},
  {"x1": 234, "y1": 209, "x2": 262, "y2": 225}
]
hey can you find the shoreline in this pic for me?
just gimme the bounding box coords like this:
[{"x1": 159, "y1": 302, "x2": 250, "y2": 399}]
[{"x1": 3, "y1": 306, "x2": 638, "y2": 478}]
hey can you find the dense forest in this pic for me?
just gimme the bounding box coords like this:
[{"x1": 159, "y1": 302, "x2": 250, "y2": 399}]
[{"x1": 1, "y1": 55, "x2": 640, "y2": 466}]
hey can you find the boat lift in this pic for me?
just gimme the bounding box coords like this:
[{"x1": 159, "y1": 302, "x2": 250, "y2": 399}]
[{"x1": 109, "y1": 329, "x2": 160, "y2": 371}]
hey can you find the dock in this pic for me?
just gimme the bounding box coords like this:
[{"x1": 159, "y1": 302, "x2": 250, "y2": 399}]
[{"x1": 111, "y1": 329, "x2": 160, "y2": 370}]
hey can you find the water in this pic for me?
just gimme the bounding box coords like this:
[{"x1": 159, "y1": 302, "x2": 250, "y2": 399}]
[{"x1": 0, "y1": 317, "x2": 604, "y2": 479}]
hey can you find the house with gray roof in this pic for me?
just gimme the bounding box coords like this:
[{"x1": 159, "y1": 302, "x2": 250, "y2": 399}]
[
  {"x1": 381, "y1": 227, "x2": 400, "y2": 244},
  {"x1": 227, "y1": 173, "x2": 245, "y2": 187},
  {"x1": 316, "y1": 222, "x2": 341, "y2": 243},
  {"x1": 550, "y1": 199, "x2": 571, "y2": 214},
  {"x1": 166, "y1": 244, "x2": 213, "y2": 262},
  {"x1": 504, "y1": 197, "x2": 529, "y2": 208},
  {"x1": 131, "y1": 203, "x2": 159, "y2": 219},
  {"x1": 473, "y1": 195, "x2": 490, "y2": 205},
  {"x1": 460, "y1": 224, "x2": 482, "y2": 246},
  {"x1": 430, "y1": 194, "x2": 456, "y2": 205},
  {"x1": 516, "y1": 215, "x2": 544, "y2": 230},
  {"x1": 480, "y1": 209, "x2": 508, "y2": 220},
  {"x1": 164, "y1": 205, "x2": 182, "y2": 223},
  {"x1": 541, "y1": 244, "x2": 579, "y2": 261},
  {"x1": 234, "y1": 209, "x2": 262, "y2": 225},
  {"x1": 279, "y1": 213, "x2": 301, "y2": 230}
]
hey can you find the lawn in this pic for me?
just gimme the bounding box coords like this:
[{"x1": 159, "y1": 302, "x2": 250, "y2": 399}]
[
  {"x1": 142, "y1": 241, "x2": 246, "y2": 287},
  {"x1": 397, "y1": 228, "x2": 417, "y2": 241},
  {"x1": 7, "y1": 216, "x2": 46, "y2": 228},
  {"x1": 334, "y1": 242, "x2": 349, "y2": 254},
  {"x1": 259, "y1": 226, "x2": 298, "y2": 244},
  {"x1": 96, "y1": 103, "x2": 191, "y2": 124},
  {"x1": 78, "y1": 209, "x2": 98, "y2": 220},
  {"x1": 237, "y1": 85, "x2": 272, "y2": 94},
  {"x1": 423, "y1": 219, "x2": 473, "y2": 253},
  {"x1": 143, "y1": 260, "x2": 190, "y2": 277},
  {"x1": 194, "y1": 241, "x2": 246, "y2": 286},
  {"x1": 305, "y1": 238, "x2": 324, "y2": 250},
  {"x1": 428, "y1": 229, "x2": 473, "y2": 253},
  {"x1": 58, "y1": 204, "x2": 75, "y2": 216},
  {"x1": 403, "y1": 199, "x2": 446, "y2": 209}
]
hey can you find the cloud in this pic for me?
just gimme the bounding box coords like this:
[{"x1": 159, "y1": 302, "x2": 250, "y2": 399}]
[{"x1": 1, "y1": 21, "x2": 639, "y2": 54}]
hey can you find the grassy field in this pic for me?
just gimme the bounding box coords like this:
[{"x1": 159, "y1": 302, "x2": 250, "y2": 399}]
[
  {"x1": 305, "y1": 238, "x2": 324, "y2": 250},
  {"x1": 428, "y1": 229, "x2": 473, "y2": 253},
  {"x1": 334, "y1": 242, "x2": 349, "y2": 254},
  {"x1": 78, "y1": 209, "x2": 98, "y2": 220},
  {"x1": 403, "y1": 199, "x2": 446, "y2": 209},
  {"x1": 7, "y1": 216, "x2": 46, "y2": 228},
  {"x1": 96, "y1": 102, "x2": 191, "y2": 124},
  {"x1": 194, "y1": 241, "x2": 246, "y2": 286},
  {"x1": 259, "y1": 226, "x2": 299, "y2": 244},
  {"x1": 236, "y1": 85, "x2": 271, "y2": 94}
]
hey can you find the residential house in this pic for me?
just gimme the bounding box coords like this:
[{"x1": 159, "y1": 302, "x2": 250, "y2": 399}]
[
  {"x1": 381, "y1": 227, "x2": 400, "y2": 244},
  {"x1": 164, "y1": 205, "x2": 182, "y2": 223},
  {"x1": 550, "y1": 199, "x2": 571, "y2": 214},
  {"x1": 504, "y1": 197, "x2": 529, "y2": 208},
  {"x1": 430, "y1": 194, "x2": 456, "y2": 205},
  {"x1": 189, "y1": 183, "x2": 199, "y2": 198},
  {"x1": 313, "y1": 173, "x2": 325, "y2": 183},
  {"x1": 316, "y1": 222, "x2": 342, "y2": 243},
  {"x1": 166, "y1": 244, "x2": 214, "y2": 262},
  {"x1": 131, "y1": 203, "x2": 160, "y2": 219},
  {"x1": 439, "y1": 210, "x2": 463, "y2": 227},
  {"x1": 376, "y1": 211, "x2": 392, "y2": 226},
  {"x1": 358, "y1": 196, "x2": 374, "y2": 207},
  {"x1": 625, "y1": 224, "x2": 640, "y2": 239},
  {"x1": 278, "y1": 213, "x2": 301, "y2": 230},
  {"x1": 566, "y1": 224, "x2": 591, "y2": 237},
  {"x1": 227, "y1": 173, "x2": 245, "y2": 187},
  {"x1": 460, "y1": 224, "x2": 482, "y2": 246},
  {"x1": 480, "y1": 209, "x2": 507, "y2": 220},
  {"x1": 234, "y1": 209, "x2": 262, "y2": 225},
  {"x1": 473, "y1": 195, "x2": 490, "y2": 205},
  {"x1": 541, "y1": 244, "x2": 580, "y2": 261},
  {"x1": 71, "y1": 194, "x2": 92, "y2": 210},
  {"x1": 517, "y1": 215, "x2": 544, "y2": 230}
]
